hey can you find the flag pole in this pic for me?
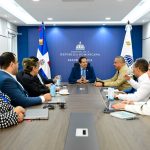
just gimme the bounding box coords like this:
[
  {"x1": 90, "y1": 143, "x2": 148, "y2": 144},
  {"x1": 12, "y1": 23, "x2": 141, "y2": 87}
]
[{"x1": 121, "y1": 21, "x2": 134, "y2": 67}]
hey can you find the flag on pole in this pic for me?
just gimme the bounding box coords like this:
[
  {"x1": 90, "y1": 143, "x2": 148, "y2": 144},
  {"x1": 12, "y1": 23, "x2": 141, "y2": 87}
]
[
  {"x1": 37, "y1": 22, "x2": 51, "y2": 79},
  {"x1": 121, "y1": 21, "x2": 134, "y2": 67}
]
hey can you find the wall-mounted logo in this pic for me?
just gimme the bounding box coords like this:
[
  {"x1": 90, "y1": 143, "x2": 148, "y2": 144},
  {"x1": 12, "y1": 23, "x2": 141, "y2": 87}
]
[
  {"x1": 60, "y1": 41, "x2": 100, "y2": 62},
  {"x1": 76, "y1": 41, "x2": 85, "y2": 51}
]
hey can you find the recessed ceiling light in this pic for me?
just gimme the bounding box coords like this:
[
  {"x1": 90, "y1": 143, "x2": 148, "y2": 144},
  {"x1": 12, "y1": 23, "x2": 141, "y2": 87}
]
[
  {"x1": 47, "y1": 18, "x2": 53, "y2": 21},
  {"x1": 32, "y1": 0, "x2": 40, "y2": 2},
  {"x1": 105, "y1": 17, "x2": 111, "y2": 20},
  {"x1": 116, "y1": 0, "x2": 124, "y2": 2}
]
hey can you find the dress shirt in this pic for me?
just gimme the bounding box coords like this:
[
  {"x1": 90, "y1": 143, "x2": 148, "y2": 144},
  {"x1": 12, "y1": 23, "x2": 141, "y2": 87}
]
[
  {"x1": 118, "y1": 73, "x2": 150, "y2": 102},
  {"x1": 125, "y1": 99, "x2": 150, "y2": 116},
  {"x1": 101, "y1": 65, "x2": 131, "y2": 91},
  {"x1": 81, "y1": 68, "x2": 86, "y2": 78}
]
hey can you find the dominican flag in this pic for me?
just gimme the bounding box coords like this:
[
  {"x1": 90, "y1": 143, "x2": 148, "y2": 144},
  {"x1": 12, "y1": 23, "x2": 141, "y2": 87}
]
[
  {"x1": 121, "y1": 21, "x2": 134, "y2": 67},
  {"x1": 37, "y1": 22, "x2": 51, "y2": 79}
]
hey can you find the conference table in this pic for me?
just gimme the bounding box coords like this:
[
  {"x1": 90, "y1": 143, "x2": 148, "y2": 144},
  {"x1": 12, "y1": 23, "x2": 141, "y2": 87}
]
[{"x1": 0, "y1": 84, "x2": 150, "y2": 150}]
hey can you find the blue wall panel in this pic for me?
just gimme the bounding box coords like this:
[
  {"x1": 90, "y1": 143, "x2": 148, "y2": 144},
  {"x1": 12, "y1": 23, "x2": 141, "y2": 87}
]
[{"x1": 17, "y1": 26, "x2": 142, "y2": 81}]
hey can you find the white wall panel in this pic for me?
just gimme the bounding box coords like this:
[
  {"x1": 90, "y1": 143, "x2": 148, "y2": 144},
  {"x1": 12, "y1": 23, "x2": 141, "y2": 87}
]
[{"x1": 143, "y1": 22, "x2": 150, "y2": 61}]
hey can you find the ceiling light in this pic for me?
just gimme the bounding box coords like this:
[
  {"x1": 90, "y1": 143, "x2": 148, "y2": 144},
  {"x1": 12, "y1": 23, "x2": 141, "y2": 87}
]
[
  {"x1": 47, "y1": 18, "x2": 53, "y2": 21},
  {"x1": 105, "y1": 17, "x2": 111, "y2": 20},
  {"x1": 32, "y1": 0, "x2": 40, "y2": 2},
  {"x1": 116, "y1": 0, "x2": 124, "y2": 2},
  {"x1": 0, "y1": 0, "x2": 38, "y2": 24},
  {"x1": 122, "y1": 0, "x2": 150, "y2": 23}
]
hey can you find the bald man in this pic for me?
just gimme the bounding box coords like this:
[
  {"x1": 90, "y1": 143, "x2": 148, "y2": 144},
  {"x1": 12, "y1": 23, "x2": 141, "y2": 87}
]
[{"x1": 95, "y1": 56, "x2": 131, "y2": 91}]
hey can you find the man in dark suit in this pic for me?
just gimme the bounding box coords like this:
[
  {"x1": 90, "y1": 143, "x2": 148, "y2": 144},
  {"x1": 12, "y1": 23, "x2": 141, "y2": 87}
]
[
  {"x1": 0, "y1": 52, "x2": 51, "y2": 107},
  {"x1": 68, "y1": 56, "x2": 96, "y2": 84}
]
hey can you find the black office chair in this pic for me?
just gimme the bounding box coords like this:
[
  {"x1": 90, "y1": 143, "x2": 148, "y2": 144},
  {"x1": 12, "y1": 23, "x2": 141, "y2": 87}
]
[{"x1": 74, "y1": 62, "x2": 90, "y2": 67}]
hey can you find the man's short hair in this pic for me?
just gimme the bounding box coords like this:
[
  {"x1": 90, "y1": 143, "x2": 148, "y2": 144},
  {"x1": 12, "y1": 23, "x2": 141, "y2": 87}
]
[
  {"x1": 0, "y1": 52, "x2": 16, "y2": 69},
  {"x1": 134, "y1": 58, "x2": 148, "y2": 72},
  {"x1": 78, "y1": 56, "x2": 87, "y2": 63},
  {"x1": 115, "y1": 56, "x2": 125, "y2": 63}
]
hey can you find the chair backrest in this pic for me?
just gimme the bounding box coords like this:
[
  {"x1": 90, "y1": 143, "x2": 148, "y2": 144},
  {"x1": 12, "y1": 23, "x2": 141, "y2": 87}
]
[{"x1": 74, "y1": 62, "x2": 90, "y2": 67}]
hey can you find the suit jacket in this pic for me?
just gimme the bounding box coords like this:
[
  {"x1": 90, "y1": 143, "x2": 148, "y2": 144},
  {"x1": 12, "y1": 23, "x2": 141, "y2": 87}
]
[
  {"x1": 17, "y1": 71, "x2": 50, "y2": 97},
  {"x1": 101, "y1": 65, "x2": 131, "y2": 91},
  {"x1": 68, "y1": 63, "x2": 96, "y2": 84},
  {"x1": 0, "y1": 70, "x2": 42, "y2": 107}
]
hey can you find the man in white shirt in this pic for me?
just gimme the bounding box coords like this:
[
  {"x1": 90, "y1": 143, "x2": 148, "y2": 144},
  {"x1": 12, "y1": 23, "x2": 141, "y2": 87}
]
[
  {"x1": 112, "y1": 60, "x2": 150, "y2": 116},
  {"x1": 116, "y1": 58, "x2": 150, "y2": 102}
]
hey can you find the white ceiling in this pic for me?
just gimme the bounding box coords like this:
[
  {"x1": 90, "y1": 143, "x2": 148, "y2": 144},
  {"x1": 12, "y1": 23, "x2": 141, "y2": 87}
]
[{"x1": 0, "y1": 0, "x2": 150, "y2": 26}]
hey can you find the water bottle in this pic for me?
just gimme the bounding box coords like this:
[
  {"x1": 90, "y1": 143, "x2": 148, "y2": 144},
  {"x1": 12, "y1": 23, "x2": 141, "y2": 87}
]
[
  {"x1": 56, "y1": 75, "x2": 61, "y2": 86},
  {"x1": 108, "y1": 87, "x2": 114, "y2": 100},
  {"x1": 50, "y1": 84, "x2": 56, "y2": 97},
  {"x1": 108, "y1": 88, "x2": 114, "y2": 110}
]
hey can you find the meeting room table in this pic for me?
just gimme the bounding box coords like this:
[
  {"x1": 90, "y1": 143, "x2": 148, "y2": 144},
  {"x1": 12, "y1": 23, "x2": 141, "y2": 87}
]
[{"x1": 0, "y1": 83, "x2": 150, "y2": 150}]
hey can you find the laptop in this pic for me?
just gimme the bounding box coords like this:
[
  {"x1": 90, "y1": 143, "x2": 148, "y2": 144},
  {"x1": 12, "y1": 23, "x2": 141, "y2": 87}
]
[
  {"x1": 24, "y1": 108, "x2": 49, "y2": 120},
  {"x1": 100, "y1": 88, "x2": 116, "y2": 113}
]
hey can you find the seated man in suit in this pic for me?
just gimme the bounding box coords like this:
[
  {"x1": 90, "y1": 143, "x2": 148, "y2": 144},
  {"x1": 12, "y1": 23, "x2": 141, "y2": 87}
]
[
  {"x1": 17, "y1": 58, "x2": 50, "y2": 97},
  {"x1": 0, "y1": 90, "x2": 25, "y2": 128},
  {"x1": 95, "y1": 56, "x2": 131, "y2": 91},
  {"x1": 0, "y1": 52, "x2": 51, "y2": 107},
  {"x1": 68, "y1": 56, "x2": 96, "y2": 84}
]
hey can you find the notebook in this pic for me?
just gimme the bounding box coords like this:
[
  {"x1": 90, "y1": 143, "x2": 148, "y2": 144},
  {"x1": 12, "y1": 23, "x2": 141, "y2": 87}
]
[
  {"x1": 110, "y1": 111, "x2": 136, "y2": 120},
  {"x1": 24, "y1": 108, "x2": 49, "y2": 120}
]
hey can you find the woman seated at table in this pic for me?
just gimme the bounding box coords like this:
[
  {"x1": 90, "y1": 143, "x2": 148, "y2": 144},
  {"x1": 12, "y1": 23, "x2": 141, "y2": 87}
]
[
  {"x1": 17, "y1": 58, "x2": 50, "y2": 97},
  {"x1": 0, "y1": 91, "x2": 25, "y2": 128}
]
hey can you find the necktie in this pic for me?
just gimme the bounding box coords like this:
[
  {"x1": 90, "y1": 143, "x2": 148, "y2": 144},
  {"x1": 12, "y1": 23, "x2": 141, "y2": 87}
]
[{"x1": 82, "y1": 69, "x2": 86, "y2": 78}]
